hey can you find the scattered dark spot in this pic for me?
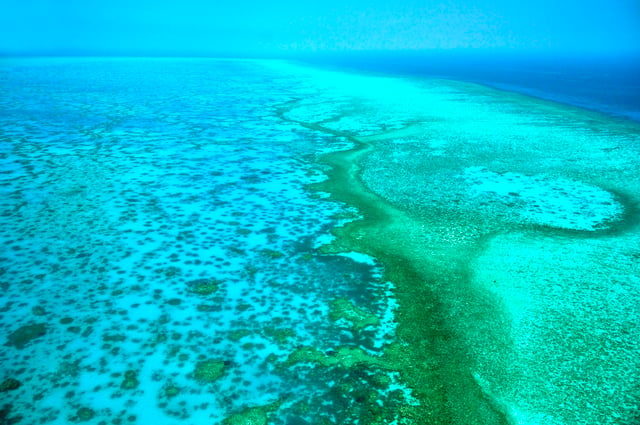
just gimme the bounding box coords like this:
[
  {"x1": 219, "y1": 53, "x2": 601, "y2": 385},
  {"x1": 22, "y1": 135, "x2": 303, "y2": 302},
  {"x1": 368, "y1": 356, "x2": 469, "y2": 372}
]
[
  {"x1": 6, "y1": 323, "x2": 47, "y2": 349},
  {"x1": 0, "y1": 378, "x2": 21, "y2": 392}
]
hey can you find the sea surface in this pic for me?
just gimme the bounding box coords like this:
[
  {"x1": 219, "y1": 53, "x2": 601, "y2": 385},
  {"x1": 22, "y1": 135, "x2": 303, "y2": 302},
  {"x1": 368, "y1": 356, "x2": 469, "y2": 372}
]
[
  {"x1": 0, "y1": 57, "x2": 639, "y2": 424},
  {"x1": 301, "y1": 51, "x2": 640, "y2": 122}
]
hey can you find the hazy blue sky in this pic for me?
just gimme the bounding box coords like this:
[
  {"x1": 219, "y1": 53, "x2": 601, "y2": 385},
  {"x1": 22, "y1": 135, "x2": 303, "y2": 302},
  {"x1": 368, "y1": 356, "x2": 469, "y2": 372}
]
[{"x1": 1, "y1": 0, "x2": 638, "y2": 56}]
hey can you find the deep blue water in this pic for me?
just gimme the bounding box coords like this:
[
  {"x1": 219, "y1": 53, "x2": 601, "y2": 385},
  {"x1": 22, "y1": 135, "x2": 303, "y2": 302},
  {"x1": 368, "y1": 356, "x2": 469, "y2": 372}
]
[{"x1": 301, "y1": 51, "x2": 640, "y2": 122}]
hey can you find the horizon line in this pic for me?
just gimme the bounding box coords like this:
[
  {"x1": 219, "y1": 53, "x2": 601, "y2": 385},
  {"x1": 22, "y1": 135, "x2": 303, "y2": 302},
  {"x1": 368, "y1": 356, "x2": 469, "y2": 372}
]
[{"x1": 2, "y1": 47, "x2": 640, "y2": 60}]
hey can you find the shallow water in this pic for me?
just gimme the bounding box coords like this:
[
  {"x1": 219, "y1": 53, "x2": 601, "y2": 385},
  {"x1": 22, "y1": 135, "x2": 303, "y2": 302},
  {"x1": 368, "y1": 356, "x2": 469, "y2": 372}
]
[{"x1": 1, "y1": 58, "x2": 639, "y2": 424}]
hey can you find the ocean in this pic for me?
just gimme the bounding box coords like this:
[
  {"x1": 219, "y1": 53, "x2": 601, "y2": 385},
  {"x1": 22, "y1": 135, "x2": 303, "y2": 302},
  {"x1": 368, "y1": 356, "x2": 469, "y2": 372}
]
[
  {"x1": 300, "y1": 51, "x2": 640, "y2": 123},
  {"x1": 0, "y1": 56, "x2": 639, "y2": 424}
]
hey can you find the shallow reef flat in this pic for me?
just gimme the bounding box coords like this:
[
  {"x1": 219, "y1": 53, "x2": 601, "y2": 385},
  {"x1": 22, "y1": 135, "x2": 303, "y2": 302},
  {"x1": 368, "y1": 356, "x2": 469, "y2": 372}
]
[
  {"x1": 0, "y1": 58, "x2": 639, "y2": 424},
  {"x1": 267, "y1": 60, "x2": 640, "y2": 424},
  {"x1": 0, "y1": 58, "x2": 400, "y2": 424}
]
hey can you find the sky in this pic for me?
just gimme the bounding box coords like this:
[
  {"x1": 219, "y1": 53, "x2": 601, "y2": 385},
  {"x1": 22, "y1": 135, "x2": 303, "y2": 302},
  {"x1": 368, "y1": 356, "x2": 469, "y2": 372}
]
[{"x1": 0, "y1": 0, "x2": 639, "y2": 56}]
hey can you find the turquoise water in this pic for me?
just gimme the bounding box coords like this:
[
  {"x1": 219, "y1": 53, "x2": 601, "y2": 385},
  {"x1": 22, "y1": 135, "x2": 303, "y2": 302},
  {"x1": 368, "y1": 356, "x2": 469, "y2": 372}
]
[
  {"x1": 0, "y1": 58, "x2": 402, "y2": 423},
  {"x1": 1, "y1": 58, "x2": 639, "y2": 424},
  {"x1": 302, "y1": 52, "x2": 640, "y2": 122}
]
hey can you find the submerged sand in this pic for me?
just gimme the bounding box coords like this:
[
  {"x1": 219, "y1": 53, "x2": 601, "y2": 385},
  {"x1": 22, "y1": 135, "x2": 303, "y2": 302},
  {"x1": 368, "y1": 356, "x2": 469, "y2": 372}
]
[
  {"x1": 270, "y1": 60, "x2": 640, "y2": 424},
  {"x1": 1, "y1": 58, "x2": 638, "y2": 424}
]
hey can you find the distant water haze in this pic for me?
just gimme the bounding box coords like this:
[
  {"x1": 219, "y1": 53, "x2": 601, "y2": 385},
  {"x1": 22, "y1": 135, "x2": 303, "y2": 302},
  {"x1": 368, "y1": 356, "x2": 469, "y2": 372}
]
[
  {"x1": 2, "y1": 0, "x2": 637, "y2": 123},
  {"x1": 299, "y1": 50, "x2": 640, "y2": 122}
]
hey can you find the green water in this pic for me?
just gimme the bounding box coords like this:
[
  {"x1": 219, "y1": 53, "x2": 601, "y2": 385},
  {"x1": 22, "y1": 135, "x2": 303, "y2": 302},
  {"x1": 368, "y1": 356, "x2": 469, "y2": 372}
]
[
  {"x1": 0, "y1": 58, "x2": 638, "y2": 424},
  {"x1": 270, "y1": 61, "x2": 640, "y2": 424}
]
